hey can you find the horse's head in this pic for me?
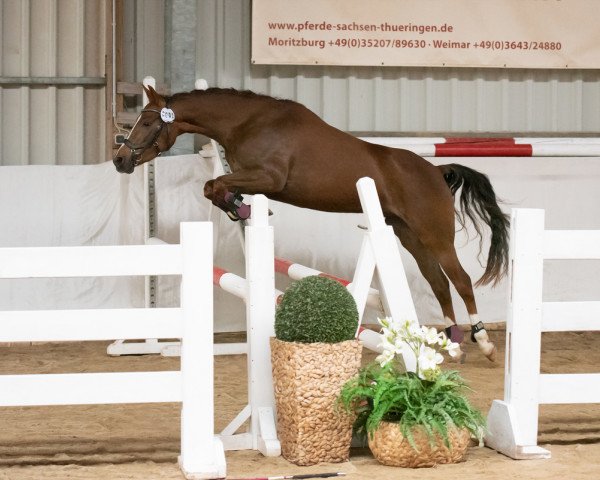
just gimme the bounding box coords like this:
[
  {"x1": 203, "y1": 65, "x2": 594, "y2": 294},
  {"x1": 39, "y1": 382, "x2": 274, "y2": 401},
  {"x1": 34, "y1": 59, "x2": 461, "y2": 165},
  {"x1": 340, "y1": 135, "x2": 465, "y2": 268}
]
[{"x1": 113, "y1": 85, "x2": 178, "y2": 174}]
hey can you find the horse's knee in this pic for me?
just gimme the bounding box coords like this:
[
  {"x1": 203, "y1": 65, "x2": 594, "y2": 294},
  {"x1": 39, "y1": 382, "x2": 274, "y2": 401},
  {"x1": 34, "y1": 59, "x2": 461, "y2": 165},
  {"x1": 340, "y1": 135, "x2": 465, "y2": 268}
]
[{"x1": 204, "y1": 180, "x2": 215, "y2": 199}]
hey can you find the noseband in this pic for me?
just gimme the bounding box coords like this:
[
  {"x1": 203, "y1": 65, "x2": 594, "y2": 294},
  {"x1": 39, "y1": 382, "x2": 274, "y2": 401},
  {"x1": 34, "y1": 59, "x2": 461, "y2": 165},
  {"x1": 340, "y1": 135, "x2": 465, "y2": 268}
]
[{"x1": 123, "y1": 107, "x2": 173, "y2": 166}]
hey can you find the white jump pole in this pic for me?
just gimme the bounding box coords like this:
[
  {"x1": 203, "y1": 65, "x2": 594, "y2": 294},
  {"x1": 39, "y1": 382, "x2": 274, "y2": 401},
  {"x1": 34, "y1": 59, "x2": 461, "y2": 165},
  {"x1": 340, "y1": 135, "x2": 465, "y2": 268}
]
[
  {"x1": 351, "y1": 177, "x2": 420, "y2": 371},
  {"x1": 244, "y1": 194, "x2": 279, "y2": 455}
]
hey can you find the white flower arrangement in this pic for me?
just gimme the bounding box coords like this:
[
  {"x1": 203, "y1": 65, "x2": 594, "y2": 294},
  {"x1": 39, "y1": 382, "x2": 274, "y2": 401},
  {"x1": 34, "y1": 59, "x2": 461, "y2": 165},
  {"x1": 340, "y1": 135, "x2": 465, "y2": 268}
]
[{"x1": 376, "y1": 318, "x2": 461, "y2": 381}]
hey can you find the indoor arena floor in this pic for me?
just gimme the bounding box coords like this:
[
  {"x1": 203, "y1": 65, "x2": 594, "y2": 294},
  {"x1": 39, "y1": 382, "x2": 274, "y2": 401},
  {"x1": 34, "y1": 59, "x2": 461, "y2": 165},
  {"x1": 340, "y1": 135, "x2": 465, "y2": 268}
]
[{"x1": 1, "y1": 329, "x2": 599, "y2": 479}]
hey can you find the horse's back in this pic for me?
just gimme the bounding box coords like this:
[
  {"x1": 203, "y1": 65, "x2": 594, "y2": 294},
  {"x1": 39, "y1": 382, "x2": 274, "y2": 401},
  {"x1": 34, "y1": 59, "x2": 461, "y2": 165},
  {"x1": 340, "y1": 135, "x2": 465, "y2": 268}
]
[{"x1": 235, "y1": 95, "x2": 452, "y2": 220}]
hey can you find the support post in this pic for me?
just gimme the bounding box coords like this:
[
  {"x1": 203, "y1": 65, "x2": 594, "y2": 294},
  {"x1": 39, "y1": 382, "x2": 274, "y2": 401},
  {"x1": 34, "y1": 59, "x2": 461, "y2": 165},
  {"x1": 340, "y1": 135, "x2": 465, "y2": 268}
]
[
  {"x1": 245, "y1": 195, "x2": 280, "y2": 456},
  {"x1": 485, "y1": 209, "x2": 550, "y2": 459},
  {"x1": 350, "y1": 177, "x2": 419, "y2": 372},
  {"x1": 179, "y1": 222, "x2": 227, "y2": 478}
]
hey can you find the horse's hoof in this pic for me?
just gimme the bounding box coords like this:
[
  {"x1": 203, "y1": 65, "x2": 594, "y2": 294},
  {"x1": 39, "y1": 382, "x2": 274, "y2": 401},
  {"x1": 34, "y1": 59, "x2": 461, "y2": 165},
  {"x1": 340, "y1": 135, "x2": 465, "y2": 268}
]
[
  {"x1": 473, "y1": 329, "x2": 496, "y2": 362},
  {"x1": 224, "y1": 192, "x2": 251, "y2": 220},
  {"x1": 485, "y1": 345, "x2": 497, "y2": 362},
  {"x1": 448, "y1": 348, "x2": 467, "y2": 364}
]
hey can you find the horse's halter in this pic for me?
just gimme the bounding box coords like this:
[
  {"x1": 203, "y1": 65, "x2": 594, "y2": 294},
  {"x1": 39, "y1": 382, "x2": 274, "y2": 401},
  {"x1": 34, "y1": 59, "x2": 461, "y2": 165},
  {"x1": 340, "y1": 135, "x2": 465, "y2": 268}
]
[{"x1": 123, "y1": 105, "x2": 175, "y2": 166}]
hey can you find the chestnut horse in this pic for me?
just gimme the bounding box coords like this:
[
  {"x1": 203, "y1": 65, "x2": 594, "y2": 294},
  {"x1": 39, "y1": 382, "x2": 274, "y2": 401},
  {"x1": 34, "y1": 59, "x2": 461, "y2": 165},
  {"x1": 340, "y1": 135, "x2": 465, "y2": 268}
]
[{"x1": 114, "y1": 85, "x2": 509, "y2": 362}]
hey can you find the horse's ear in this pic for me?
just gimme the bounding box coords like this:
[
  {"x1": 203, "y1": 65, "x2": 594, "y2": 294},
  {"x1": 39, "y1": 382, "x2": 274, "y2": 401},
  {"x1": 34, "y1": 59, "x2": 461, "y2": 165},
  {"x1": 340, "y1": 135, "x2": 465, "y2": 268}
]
[{"x1": 142, "y1": 84, "x2": 164, "y2": 106}]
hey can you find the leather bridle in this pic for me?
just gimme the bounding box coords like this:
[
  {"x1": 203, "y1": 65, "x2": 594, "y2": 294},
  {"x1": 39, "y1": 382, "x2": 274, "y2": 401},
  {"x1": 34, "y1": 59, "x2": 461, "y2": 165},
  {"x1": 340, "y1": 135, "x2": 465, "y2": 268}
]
[{"x1": 123, "y1": 108, "x2": 170, "y2": 166}]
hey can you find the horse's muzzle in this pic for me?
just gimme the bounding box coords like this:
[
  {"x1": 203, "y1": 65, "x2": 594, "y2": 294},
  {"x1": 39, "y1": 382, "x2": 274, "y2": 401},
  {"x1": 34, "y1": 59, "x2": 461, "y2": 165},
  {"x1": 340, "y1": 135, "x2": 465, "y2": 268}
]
[{"x1": 113, "y1": 155, "x2": 135, "y2": 174}]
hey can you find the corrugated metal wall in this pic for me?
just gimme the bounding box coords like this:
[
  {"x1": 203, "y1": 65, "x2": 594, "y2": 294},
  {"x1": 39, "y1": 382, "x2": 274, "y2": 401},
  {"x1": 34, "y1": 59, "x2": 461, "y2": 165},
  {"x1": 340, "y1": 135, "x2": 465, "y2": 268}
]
[
  {"x1": 4, "y1": 0, "x2": 600, "y2": 167},
  {"x1": 0, "y1": 0, "x2": 106, "y2": 166},
  {"x1": 194, "y1": 0, "x2": 600, "y2": 134}
]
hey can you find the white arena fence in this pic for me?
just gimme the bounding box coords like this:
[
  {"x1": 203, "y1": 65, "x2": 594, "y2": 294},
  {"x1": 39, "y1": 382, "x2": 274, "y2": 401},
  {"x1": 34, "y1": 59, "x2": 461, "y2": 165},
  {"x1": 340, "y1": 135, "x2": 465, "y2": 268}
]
[
  {"x1": 486, "y1": 208, "x2": 600, "y2": 459},
  {"x1": 0, "y1": 222, "x2": 227, "y2": 479}
]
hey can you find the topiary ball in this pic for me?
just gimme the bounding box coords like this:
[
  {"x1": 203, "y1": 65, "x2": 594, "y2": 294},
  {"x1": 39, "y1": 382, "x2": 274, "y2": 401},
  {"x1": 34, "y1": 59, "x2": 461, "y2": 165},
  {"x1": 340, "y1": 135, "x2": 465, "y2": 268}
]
[{"x1": 275, "y1": 275, "x2": 359, "y2": 343}]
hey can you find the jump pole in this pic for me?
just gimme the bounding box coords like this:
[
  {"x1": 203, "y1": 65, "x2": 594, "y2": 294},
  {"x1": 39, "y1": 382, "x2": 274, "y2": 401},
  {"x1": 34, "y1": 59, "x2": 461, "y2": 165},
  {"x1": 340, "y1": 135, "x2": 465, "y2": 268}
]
[
  {"x1": 361, "y1": 136, "x2": 600, "y2": 157},
  {"x1": 274, "y1": 258, "x2": 383, "y2": 313},
  {"x1": 213, "y1": 264, "x2": 385, "y2": 354}
]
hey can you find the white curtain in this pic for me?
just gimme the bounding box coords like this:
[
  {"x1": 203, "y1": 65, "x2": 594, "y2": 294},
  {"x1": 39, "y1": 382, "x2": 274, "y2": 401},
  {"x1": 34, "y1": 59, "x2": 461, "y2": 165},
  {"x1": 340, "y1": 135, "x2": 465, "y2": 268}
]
[{"x1": 1, "y1": 153, "x2": 599, "y2": 331}]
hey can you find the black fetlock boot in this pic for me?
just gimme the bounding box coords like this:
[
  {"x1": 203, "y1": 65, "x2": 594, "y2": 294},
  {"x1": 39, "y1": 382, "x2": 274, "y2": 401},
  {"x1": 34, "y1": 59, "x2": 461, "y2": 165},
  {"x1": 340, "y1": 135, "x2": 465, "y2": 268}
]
[{"x1": 223, "y1": 191, "x2": 251, "y2": 221}]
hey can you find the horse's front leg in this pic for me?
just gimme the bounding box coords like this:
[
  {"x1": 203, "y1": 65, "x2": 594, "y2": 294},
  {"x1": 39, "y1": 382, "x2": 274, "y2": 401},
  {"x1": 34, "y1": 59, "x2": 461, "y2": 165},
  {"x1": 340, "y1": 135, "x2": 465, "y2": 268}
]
[
  {"x1": 204, "y1": 170, "x2": 285, "y2": 221},
  {"x1": 204, "y1": 179, "x2": 246, "y2": 220}
]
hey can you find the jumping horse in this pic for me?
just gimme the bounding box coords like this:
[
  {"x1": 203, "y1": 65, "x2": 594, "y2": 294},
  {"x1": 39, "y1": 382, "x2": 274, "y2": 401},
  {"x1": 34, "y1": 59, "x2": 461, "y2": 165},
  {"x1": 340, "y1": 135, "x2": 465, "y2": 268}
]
[{"x1": 114, "y1": 85, "x2": 509, "y2": 362}]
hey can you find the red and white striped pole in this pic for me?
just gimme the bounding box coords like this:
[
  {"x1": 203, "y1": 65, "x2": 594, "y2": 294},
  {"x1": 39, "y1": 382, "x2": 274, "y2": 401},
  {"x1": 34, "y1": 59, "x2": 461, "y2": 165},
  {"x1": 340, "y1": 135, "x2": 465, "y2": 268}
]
[
  {"x1": 274, "y1": 258, "x2": 383, "y2": 312},
  {"x1": 213, "y1": 265, "x2": 384, "y2": 353},
  {"x1": 361, "y1": 136, "x2": 600, "y2": 157}
]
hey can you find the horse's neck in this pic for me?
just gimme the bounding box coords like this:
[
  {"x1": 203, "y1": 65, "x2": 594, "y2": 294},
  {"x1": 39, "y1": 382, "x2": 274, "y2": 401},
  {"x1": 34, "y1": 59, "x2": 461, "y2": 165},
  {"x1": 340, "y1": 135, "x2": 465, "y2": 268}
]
[{"x1": 178, "y1": 92, "x2": 257, "y2": 146}]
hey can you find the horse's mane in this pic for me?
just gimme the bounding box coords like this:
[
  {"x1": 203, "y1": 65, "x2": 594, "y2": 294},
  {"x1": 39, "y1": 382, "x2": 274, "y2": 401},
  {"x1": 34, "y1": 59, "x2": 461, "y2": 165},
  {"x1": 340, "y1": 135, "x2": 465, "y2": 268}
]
[{"x1": 171, "y1": 88, "x2": 297, "y2": 105}]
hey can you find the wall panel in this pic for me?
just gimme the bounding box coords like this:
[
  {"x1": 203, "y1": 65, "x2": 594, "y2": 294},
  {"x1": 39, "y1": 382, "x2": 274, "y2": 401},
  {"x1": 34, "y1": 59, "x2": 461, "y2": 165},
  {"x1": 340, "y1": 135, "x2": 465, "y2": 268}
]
[
  {"x1": 192, "y1": 0, "x2": 600, "y2": 135},
  {"x1": 0, "y1": 0, "x2": 105, "y2": 166},
  {"x1": 6, "y1": 0, "x2": 600, "y2": 167}
]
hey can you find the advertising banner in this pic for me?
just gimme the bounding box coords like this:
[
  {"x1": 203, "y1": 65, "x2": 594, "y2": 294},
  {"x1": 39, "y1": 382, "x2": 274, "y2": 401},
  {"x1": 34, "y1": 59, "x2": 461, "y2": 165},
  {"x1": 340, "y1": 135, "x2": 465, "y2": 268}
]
[{"x1": 252, "y1": 0, "x2": 600, "y2": 68}]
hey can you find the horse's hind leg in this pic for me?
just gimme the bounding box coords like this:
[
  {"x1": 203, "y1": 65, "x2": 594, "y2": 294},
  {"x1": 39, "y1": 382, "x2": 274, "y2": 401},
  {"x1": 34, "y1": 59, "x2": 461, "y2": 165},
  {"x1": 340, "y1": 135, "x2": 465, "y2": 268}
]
[
  {"x1": 388, "y1": 218, "x2": 466, "y2": 361},
  {"x1": 426, "y1": 239, "x2": 497, "y2": 362},
  {"x1": 398, "y1": 190, "x2": 497, "y2": 362}
]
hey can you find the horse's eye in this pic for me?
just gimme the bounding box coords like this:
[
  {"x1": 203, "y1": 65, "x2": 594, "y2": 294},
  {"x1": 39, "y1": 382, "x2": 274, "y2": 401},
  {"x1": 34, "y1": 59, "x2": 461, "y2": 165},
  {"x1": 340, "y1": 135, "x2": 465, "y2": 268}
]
[{"x1": 143, "y1": 122, "x2": 152, "y2": 127}]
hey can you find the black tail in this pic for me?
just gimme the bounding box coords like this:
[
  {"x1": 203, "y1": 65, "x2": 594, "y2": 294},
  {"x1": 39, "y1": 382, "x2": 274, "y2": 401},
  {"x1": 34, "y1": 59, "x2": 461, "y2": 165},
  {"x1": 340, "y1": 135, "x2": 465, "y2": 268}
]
[{"x1": 439, "y1": 163, "x2": 510, "y2": 287}]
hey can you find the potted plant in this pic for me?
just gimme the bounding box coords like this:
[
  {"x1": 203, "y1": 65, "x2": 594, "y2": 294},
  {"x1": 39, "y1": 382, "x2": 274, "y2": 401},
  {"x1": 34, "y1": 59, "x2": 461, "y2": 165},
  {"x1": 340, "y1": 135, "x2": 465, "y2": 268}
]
[
  {"x1": 338, "y1": 317, "x2": 485, "y2": 468},
  {"x1": 271, "y1": 275, "x2": 362, "y2": 466}
]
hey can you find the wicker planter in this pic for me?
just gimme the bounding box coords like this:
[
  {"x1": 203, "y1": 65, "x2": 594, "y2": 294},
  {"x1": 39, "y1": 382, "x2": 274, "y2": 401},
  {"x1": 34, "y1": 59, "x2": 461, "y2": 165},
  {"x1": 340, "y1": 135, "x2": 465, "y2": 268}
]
[
  {"x1": 368, "y1": 421, "x2": 471, "y2": 468},
  {"x1": 270, "y1": 337, "x2": 362, "y2": 466}
]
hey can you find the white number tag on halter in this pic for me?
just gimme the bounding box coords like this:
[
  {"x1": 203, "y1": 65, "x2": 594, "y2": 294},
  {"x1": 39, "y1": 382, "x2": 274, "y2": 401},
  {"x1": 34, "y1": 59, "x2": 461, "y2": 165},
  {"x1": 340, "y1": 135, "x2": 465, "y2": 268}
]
[{"x1": 160, "y1": 108, "x2": 175, "y2": 123}]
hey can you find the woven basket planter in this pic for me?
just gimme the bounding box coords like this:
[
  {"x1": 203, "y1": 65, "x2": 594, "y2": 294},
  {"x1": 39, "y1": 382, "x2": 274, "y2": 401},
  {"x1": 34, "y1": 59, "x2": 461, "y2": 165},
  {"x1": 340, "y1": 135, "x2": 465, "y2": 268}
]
[
  {"x1": 368, "y1": 421, "x2": 471, "y2": 468},
  {"x1": 270, "y1": 337, "x2": 362, "y2": 466}
]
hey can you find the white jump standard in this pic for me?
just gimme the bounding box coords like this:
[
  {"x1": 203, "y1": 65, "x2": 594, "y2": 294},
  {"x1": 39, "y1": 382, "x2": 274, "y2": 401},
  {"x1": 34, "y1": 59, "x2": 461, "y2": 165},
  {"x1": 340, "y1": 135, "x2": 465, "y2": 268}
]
[
  {"x1": 164, "y1": 195, "x2": 282, "y2": 457},
  {"x1": 486, "y1": 208, "x2": 600, "y2": 459}
]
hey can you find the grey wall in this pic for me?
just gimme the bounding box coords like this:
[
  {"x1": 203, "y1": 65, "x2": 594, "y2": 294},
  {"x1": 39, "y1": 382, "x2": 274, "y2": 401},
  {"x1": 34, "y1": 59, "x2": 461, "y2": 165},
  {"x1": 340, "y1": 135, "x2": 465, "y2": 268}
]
[
  {"x1": 5, "y1": 0, "x2": 600, "y2": 166},
  {"x1": 194, "y1": 0, "x2": 600, "y2": 134}
]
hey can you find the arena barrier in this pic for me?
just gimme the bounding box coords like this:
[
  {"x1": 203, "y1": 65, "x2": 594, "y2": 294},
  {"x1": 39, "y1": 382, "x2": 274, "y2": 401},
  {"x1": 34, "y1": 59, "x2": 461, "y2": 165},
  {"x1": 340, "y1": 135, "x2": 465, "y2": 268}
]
[
  {"x1": 0, "y1": 222, "x2": 227, "y2": 479},
  {"x1": 485, "y1": 208, "x2": 600, "y2": 459}
]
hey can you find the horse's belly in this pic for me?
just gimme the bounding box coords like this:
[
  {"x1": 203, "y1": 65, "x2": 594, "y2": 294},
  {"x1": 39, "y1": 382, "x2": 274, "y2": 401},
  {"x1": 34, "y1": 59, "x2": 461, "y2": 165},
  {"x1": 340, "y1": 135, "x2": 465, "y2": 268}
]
[{"x1": 272, "y1": 184, "x2": 363, "y2": 213}]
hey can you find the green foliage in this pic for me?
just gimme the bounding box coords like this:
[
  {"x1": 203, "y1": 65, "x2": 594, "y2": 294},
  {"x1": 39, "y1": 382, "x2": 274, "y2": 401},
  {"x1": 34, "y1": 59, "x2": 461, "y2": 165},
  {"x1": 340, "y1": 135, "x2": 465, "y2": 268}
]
[
  {"x1": 275, "y1": 275, "x2": 359, "y2": 343},
  {"x1": 338, "y1": 362, "x2": 485, "y2": 450}
]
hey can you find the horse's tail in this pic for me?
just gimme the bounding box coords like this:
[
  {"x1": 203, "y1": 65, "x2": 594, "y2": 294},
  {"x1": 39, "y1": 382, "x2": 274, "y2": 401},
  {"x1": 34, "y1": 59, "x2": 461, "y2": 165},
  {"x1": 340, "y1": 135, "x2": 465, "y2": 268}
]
[{"x1": 438, "y1": 163, "x2": 510, "y2": 287}]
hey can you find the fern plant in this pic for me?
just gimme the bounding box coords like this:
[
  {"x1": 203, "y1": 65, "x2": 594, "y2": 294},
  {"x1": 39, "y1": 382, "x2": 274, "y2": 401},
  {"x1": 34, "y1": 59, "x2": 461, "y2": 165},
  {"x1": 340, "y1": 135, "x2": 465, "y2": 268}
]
[{"x1": 338, "y1": 318, "x2": 485, "y2": 450}]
